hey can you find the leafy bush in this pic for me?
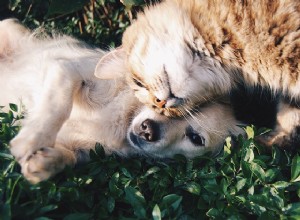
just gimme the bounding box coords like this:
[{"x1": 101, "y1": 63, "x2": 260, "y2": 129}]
[
  {"x1": 1, "y1": 0, "x2": 300, "y2": 219},
  {"x1": 1, "y1": 106, "x2": 300, "y2": 219}
]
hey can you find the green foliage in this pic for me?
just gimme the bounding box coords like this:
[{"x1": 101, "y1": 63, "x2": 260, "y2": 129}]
[
  {"x1": 1, "y1": 106, "x2": 300, "y2": 219},
  {"x1": 1, "y1": 0, "x2": 135, "y2": 48},
  {"x1": 1, "y1": 1, "x2": 300, "y2": 219}
]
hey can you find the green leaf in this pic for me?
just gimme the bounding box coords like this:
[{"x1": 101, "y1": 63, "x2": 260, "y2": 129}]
[
  {"x1": 183, "y1": 182, "x2": 201, "y2": 195},
  {"x1": 206, "y1": 208, "x2": 222, "y2": 218},
  {"x1": 283, "y1": 202, "x2": 300, "y2": 216},
  {"x1": 234, "y1": 196, "x2": 246, "y2": 203},
  {"x1": 265, "y1": 168, "x2": 279, "y2": 183},
  {"x1": 38, "y1": 204, "x2": 58, "y2": 214},
  {"x1": 241, "y1": 161, "x2": 252, "y2": 178},
  {"x1": 220, "y1": 178, "x2": 229, "y2": 194},
  {"x1": 160, "y1": 194, "x2": 182, "y2": 210},
  {"x1": 107, "y1": 196, "x2": 115, "y2": 213},
  {"x1": 152, "y1": 204, "x2": 161, "y2": 220},
  {"x1": 244, "y1": 126, "x2": 255, "y2": 139},
  {"x1": 248, "y1": 185, "x2": 254, "y2": 195},
  {"x1": 204, "y1": 184, "x2": 222, "y2": 194},
  {"x1": 121, "y1": 0, "x2": 145, "y2": 9},
  {"x1": 249, "y1": 187, "x2": 284, "y2": 211},
  {"x1": 125, "y1": 186, "x2": 146, "y2": 218},
  {"x1": 244, "y1": 147, "x2": 254, "y2": 162},
  {"x1": 121, "y1": 167, "x2": 132, "y2": 178},
  {"x1": 292, "y1": 175, "x2": 300, "y2": 182},
  {"x1": 47, "y1": 0, "x2": 90, "y2": 16},
  {"x1": 8, "y1": 0, "x2": 21, "y2": 11},
  {"x1": 236, "y1": 178, "x2": 247, "y2": 192},
  {"x1": 272, "y1": 181, "x2": 291, "y2": 190},
  {"x1": 143, "y1": 166, "x2": 160, "y2": 177},
  {"x1": 271, "y1": 146, "x2": 282, "y2": 165},
  {"x1": 9, "y1": 103, "x2": 18, "y2": 112},
  {"x1": 0, "y1": 152, "x2": 14, "y2": 160},
  {"x1": 224, "y1": 136, "x2": 232, "y2": 157},
  {"x1": 291, "y1": 154, "x2": 300, "y2": 182},
  {"x1": 251, "y1": 162, "x2": 266, "y2": 182},
  {"x1": 109, "y1": 172, "x2": 123, "y2": 197}
]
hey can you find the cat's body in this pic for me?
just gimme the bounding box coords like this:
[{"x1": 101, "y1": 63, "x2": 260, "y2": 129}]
[
  {"x1": 96, "y1": 0, "x2": 299, "y2": 147},
  {"x1": 0, "y1": 19, "x2": 243, "y2": 183}
]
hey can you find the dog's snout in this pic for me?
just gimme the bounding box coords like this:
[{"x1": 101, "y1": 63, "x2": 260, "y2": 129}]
[{"x1": 138, "y1": 119, "x2": 159, "y2": 142}]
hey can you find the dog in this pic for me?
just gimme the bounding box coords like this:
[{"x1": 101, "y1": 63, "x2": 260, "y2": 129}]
[{"x1": 0, "y1": 19, "x2": 243, "y2": 183}]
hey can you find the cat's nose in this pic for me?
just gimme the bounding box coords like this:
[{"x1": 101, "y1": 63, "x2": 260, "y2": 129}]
[
  {"x1": 153, "y1": 96, "x2": 182, "y2": 108},
  {"x1": 154, "y1": 98, "x2": 167, "y2": 108},
  {"x1": 138, "y1": 119, "x2": 159, "y2": 142}
]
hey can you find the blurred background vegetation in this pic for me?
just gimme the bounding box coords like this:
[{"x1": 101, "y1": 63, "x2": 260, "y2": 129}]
[{"x1": 0, "y1": 0, "x2": 149, "y2": 48}]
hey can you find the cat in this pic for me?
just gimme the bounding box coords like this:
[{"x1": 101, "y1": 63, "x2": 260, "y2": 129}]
[
  {"x1": 95, "y1": 0, "x2": 300, "y2": 147},
  {"x1": 0, "y1": 19, "x2": 242, "y2": 183}
]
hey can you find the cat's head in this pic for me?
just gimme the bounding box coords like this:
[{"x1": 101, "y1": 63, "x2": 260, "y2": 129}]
[{"x1": 95, "y1": 0, "x2": 232, "y2": 117}]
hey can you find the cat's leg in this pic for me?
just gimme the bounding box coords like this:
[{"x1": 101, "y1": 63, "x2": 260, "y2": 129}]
[
  {"x1": 21, "y1": 144, "x2": 77, "y2": 184},
  {"x1": 10, "y1": 59, "x2": 82, "y2": 164},
  {"x1": 255, "y1": 101, "x2": 300, "y2": 150}
]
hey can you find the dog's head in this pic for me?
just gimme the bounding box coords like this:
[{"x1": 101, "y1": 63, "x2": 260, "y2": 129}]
[{"x1": 127, "y1": 103, "x2": 243, "y2": 158}]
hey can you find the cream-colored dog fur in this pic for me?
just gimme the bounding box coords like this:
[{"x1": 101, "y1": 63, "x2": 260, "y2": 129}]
[{"x1": 0, "y1": 19, "x2": 242, "y2": 183}]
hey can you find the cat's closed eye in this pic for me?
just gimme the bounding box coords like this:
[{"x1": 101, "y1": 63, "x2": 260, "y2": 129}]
[
  {"x1": 185, "y1": 40, "x2": 203, "y2": 59},
  {"x1": 192, "y1": 48, "x2": 202, "y2": 58},
  {"x1": 133, "y1": 78, "x2": 144, "y2": 88}
]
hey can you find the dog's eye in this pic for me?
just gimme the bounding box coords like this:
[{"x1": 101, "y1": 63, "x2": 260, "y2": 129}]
[
  {"x1": 189, "y1": 133, "x2": 205, "y2": 146},
  {"x1": 133, "y1": 78, "x2": 144, "y2": 88},
  {"x1": 186, "y1": 127, "x2": 205, "y2": 146}
]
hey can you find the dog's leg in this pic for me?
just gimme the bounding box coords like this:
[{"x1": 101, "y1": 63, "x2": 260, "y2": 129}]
[
  {"x1": 0, "y1": 19, "x2": 30, "y2": 58},
  {"x1": 10, "y1": 60, "x2": 81, "y2": 165}
]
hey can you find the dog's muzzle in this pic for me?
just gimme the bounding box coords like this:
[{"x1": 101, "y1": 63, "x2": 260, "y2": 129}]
[{"x1": 129, "y1": 119, "x2": 161, "y2": 149}]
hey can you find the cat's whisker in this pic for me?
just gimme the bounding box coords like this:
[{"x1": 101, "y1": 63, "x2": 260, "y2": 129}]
[
  {"x1": 183, "y1": 106, "x2": 205, "y2": 128},
  {"x1": 192, "y1": 110, "x2": 224, "y2": 137},
  {"x1": 184, "y1": 105, "x2": 225, "y2": 137},
  {"x1": 178, "y1": 108, "x2": 190, "y2": 123}
]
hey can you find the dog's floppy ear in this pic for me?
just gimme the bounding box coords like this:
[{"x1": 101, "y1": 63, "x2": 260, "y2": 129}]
[{"x1": 94, "y1": 47, "x2": 127, "y2": 79}]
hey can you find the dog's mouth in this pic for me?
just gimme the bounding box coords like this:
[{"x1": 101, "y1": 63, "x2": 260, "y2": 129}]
[
  {"x1": 128, "y1": 132, "x2": 144, "y2": 149},
  {"x1": 128, "y1": 119, "x2": 162, "y2": 151}
]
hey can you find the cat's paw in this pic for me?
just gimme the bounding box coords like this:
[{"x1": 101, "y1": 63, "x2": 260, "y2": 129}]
[
  {"x1": 20, "y1": 147, "x2": 67, "y2": 184},
  {"x1": 255, "y1": 130, "x2": 293, "y2": 149},
  {"x1": 256, "y1": 126, "x2": 300, "y2": 152}
]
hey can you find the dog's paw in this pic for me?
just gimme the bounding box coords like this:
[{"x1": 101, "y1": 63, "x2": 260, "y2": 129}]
[
  {"x1": 10, "y1": 130, "x2": 56, "y2": 162},
  {"x1": 20, "y1": 147, "x2": 67, "y2": 184}
]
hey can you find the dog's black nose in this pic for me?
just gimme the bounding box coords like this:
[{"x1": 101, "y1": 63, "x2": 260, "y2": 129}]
[{"x1": 138, "y1": 119, "x2": 160, "y2": 142}]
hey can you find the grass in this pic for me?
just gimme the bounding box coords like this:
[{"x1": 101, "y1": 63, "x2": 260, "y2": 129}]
[
  {"x1": 1, "y1": 104, "x2": 300, "y2": 219},
  {"x1": 1, "y1": 0, "x2": 300, "y2": 219}
]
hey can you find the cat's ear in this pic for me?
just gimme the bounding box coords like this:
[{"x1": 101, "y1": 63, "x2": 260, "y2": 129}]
[{"x1": 94, "y1": 47, "x2": 127, "y2": 79}]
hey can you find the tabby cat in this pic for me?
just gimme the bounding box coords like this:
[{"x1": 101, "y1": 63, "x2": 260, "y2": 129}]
[{"x1": 95, "y1": 0, "x2": 300, "y2": 147}]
